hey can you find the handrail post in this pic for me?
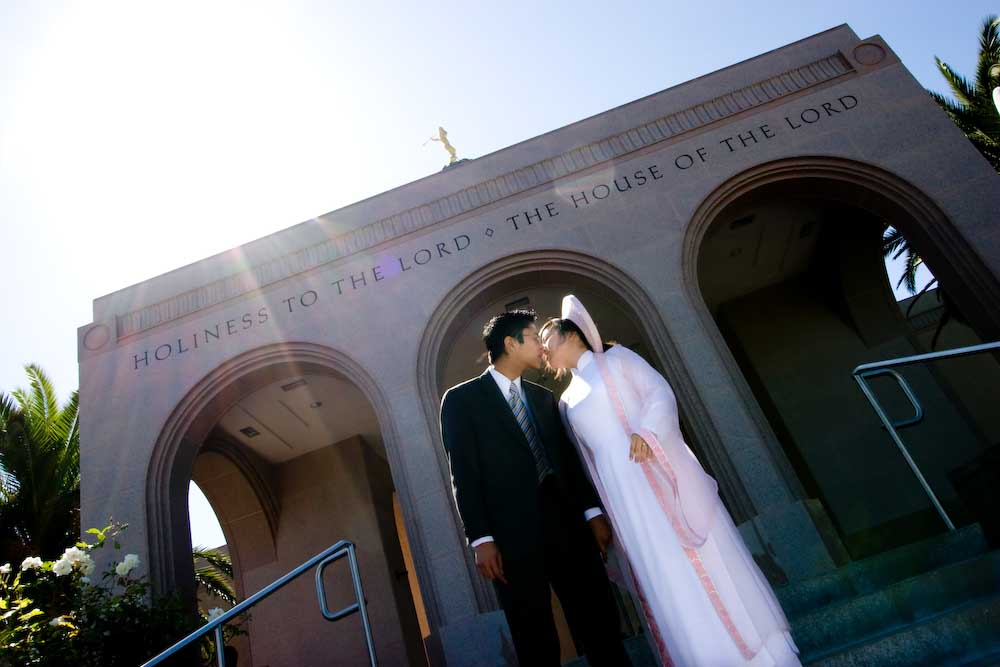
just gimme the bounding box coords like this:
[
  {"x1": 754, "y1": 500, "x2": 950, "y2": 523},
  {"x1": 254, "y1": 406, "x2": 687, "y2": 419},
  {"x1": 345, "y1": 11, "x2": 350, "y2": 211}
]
[
  {"x1": 851, "y1": 340, "x2": 1000, "y2": 533},
  {"x1": 215, "y1": 625, "x2": 225, "y2": 667},
  {"x1": 853, "y1": 372, "x2": 955, "y2": 530},
  {"x1": 858, "y1": 369, "x2": 924, "y2": 428},
  {"x1": 314, "y1": 543, "x2": 377, "y2": 667},
  {"x1": 349, "y1": 543, "x2": 377, "y2": 667},
  {"x1": 141, "y1": 539, "x2": 377, "y2": 667}
]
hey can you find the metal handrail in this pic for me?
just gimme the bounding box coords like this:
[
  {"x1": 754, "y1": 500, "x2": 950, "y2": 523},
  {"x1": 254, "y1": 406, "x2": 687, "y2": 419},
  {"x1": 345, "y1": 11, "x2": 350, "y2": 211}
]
[
  {"x1": 856, "y1": 368, "x2": 924, "y2": 429},
  {"x1": 852, "y1": 340, "x2": 1000, "y2": 532},
  {"x1": 141, "y1": 540, "x2": 377, "y2": 667}
]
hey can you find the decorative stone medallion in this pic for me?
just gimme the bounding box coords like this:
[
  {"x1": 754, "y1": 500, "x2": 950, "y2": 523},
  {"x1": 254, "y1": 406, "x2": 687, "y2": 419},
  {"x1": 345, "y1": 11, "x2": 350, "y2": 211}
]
[
  {"x1": 853, "y1": 43, "x2": 886, "y2": 66},
  {"x1": 82, "y1": 324, "x2": 111, "y2": 351}
]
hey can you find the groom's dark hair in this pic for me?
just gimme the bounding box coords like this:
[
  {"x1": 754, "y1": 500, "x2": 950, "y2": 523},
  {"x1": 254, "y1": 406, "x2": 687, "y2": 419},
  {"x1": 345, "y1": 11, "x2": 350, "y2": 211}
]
[{"x1": 483, "y1": 309, "x2": 537, "y2": 364}]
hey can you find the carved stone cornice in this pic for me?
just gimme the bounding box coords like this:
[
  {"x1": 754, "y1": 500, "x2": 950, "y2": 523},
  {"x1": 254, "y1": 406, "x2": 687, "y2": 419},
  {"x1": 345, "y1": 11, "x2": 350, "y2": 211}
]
[{"x1": 115, "y1": 52, "x2": 854, "y2": 340}]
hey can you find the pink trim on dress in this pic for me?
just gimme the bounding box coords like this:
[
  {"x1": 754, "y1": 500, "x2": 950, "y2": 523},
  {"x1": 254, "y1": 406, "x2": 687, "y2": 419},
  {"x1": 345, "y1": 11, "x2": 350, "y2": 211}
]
[
  {"x1": 684, "y1": 546, "x2": 755, "y2": 660},
  {"x1": 593, "y1": 353, "x2": 758, "y2": 662},
  {"x1": 572, "y1": 417, "x2": 675, "y2": 667},
  {"x1": 626, "y1": 557, "x2": 675, "y2": 667}
]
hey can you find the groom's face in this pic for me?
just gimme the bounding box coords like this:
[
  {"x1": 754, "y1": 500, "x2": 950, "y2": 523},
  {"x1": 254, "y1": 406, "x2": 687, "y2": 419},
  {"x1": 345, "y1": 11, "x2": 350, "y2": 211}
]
[{"x1": 507, "y1": 324, "x2": 544, "y2": 370}]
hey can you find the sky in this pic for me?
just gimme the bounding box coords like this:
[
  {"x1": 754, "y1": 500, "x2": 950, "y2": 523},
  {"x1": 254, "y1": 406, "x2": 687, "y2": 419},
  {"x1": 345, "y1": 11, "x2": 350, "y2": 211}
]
[{"x1": 1, "y1": 1, "x2": 989, "y2": 549}]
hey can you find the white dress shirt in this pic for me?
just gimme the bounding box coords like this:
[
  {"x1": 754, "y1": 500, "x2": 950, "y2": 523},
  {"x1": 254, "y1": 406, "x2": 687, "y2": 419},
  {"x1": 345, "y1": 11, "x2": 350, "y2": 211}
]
[{"x1": 470, "y1": 367, "x2": 603, "y2": 548}]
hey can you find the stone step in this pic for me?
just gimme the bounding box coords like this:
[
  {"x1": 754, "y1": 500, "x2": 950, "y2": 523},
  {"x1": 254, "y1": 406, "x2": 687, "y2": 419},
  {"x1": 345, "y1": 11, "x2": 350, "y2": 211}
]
[
  {"x1": 804, "y1": 594, "x2": 1000, "y2": 667},
  {"x1": 778, "y1": 525, "x2": 988, "y2": 618},
  {"x1": 793, "y1": 550, "x2": 1000, "y2": 658}
]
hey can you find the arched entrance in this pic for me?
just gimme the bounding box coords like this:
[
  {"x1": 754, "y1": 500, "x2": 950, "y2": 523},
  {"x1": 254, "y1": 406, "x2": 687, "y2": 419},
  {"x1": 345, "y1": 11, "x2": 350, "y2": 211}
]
[
  {"x1": 685, "y1": 157, "x2": 1000, "y2": 559},
  {"x1": 146, "y1": 343, "x2": 429, "y2": 666},
  {"x1": 417, "y1": 250, "x2": 757, "y2": 661}
]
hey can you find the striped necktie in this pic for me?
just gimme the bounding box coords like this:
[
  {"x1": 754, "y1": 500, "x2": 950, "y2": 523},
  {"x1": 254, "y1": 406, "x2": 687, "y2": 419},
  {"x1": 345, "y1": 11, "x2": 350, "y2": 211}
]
[{"x1": 508, "y1": 383, "x2": 552, "y2": 483}]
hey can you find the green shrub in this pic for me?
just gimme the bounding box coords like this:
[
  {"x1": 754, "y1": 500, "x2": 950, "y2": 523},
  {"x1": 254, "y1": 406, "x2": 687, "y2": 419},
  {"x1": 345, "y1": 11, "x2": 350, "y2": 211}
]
[{"x1": 0, "y1": 523, "x2": 235, "y2": 666}]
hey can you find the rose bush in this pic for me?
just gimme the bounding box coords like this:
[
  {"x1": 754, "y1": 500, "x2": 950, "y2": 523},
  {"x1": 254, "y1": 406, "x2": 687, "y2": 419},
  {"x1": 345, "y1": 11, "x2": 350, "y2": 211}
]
[{"x1": 0, "y1": 523, "x2": 239, "y2": 666}]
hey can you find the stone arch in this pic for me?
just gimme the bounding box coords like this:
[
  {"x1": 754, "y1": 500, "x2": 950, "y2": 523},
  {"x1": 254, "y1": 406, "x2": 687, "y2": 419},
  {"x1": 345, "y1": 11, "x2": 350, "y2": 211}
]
[
  {"x1": 144, "y1": 341, "x2": 441, "y2": 632},
  {"x1": 416, "y1": 249, "x2": 758, "y2": 609},
  {"x1": 682, "y1": 156, "x2": 1000, "y2": 339},
  {"x1": 681, "y1": 156, "x2": 1000, "y2": 554},
  {"x1": 191, "y1": 436, "x2": 280, "y2": 600}
]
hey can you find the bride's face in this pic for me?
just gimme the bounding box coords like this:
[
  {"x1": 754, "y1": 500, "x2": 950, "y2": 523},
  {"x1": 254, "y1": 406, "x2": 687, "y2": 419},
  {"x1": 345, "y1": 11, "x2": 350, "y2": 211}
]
[{"x1": 541, "y1": 328, "x2": 570, "y2": 371}]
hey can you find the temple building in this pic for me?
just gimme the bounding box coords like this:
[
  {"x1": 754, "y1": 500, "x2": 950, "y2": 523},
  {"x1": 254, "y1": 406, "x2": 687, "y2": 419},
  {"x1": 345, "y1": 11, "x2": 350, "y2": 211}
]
[{"x1": 78, "y1": 24, "x2": 1000, "y2": 666}]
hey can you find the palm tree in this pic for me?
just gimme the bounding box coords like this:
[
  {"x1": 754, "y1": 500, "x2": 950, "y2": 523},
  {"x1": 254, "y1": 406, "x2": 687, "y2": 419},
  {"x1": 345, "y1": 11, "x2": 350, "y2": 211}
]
[
  {"x1": 929, "y1": 15, "x2": 1000, "y2": 172},
  {"x1": 882, "y1": 225, "x2": 970, "y2": 349},
  {"x1": 880, "y1": 17, "x2": 999, "y2": 348},
  {"x1": 0, "y1": 365, "x2": 80, "y2": 562},
  {"x1": 193, "y1": 546, "x2": 237, "y2": 606},
  {"x1": 882, "y1": 226, "x2": 928, "y2": 296},
  {"x1": 1, "y1": 365, "x2": 238, "y2": 618}
]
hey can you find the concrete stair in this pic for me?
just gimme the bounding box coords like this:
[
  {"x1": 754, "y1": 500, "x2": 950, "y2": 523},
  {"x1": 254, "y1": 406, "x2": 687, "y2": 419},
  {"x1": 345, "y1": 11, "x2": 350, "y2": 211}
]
[
  {"x1": 565, "y1": 526, "x2": 1000, "y2": 666},
  {"x1": 805, "y1": 596, "x2": 1000, "y2": 666},
  {"x1": 778, "y1": 525, "x2": 989, "y2": 617},
  {"x1": 781, "y1": 525, "x2": 1000, "y2": 666}
]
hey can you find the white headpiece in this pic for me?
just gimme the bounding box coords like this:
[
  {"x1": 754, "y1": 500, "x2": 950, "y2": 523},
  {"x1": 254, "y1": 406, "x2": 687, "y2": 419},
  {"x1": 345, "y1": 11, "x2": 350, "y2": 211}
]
[{"x1": 561, "y1": 295, "x2": 602, "y2": 353}]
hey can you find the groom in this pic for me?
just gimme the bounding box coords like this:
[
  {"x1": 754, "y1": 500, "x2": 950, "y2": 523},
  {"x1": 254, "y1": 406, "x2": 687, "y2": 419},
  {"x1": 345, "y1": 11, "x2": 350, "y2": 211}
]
[{"x1": 440, "y1": 310, "x2": 629, "y2": 666}]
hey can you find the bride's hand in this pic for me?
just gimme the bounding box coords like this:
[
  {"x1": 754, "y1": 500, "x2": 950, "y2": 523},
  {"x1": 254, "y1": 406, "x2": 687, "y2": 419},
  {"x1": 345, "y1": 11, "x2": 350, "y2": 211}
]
[{"x1": 629, "y1": 433, "x2": 653, "y2": 463}]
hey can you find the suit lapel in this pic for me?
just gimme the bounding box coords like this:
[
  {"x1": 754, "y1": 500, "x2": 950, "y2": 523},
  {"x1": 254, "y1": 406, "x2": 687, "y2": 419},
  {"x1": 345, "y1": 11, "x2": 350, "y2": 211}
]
[{"x1": 479, "y1": 372, "x2": 531, "y2": 452}]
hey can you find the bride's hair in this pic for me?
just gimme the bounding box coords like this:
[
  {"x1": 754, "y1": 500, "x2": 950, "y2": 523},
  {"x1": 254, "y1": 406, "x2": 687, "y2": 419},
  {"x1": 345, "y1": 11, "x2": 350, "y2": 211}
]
[{"x1": 540, "y1": 318, "x2": 611, "y2": 353}]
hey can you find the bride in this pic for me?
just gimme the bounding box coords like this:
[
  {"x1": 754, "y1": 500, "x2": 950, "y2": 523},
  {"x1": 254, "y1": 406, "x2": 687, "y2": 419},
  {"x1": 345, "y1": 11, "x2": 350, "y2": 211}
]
[{"x1": 540, "y1": 295, "x2": 800, "y2": 667}]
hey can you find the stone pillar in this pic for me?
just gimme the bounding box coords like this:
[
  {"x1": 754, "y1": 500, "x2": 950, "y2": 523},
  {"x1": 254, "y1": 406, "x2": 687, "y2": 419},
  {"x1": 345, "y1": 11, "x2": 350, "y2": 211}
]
[
  {"x1": 378, "y1": 378, "x2": 507, "y2": 665},
  {"x1": 634, "y1": 246, "x2": 848, "y2": 583}
]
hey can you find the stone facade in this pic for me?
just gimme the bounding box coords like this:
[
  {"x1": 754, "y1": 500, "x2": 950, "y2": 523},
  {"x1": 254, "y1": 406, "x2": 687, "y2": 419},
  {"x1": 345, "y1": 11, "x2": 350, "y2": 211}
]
[{"x1": 78, "y1": 25, "x2": 1000, "y2": 665}]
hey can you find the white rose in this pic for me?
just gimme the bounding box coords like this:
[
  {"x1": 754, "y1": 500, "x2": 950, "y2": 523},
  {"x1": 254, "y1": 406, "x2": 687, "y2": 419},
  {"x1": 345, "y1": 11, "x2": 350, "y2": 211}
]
[
  {"x1": 53, "y1": 557, "x2": 73, "y2": 577},
  {"x1": 78, "y1": 554, "x2": 96, "y2": 577},
  {"x1": 61, "y1": 547, "x2": 86, "y2": 564},
  {"x1": 207, "y1": 607, "x2": 225, "y2": 620},
  {"x1": 20, "y1": 556, "x2": 43, "y2": 571},
  {"x1": 115, "y1": 553, "x2": 140, "y2": 577},
  {"x1": 62, "y1": 547, "x2": 90, "y2": 567},
  {"x1": 0, "y1": 563, "x2": 10, "y2": 575}
]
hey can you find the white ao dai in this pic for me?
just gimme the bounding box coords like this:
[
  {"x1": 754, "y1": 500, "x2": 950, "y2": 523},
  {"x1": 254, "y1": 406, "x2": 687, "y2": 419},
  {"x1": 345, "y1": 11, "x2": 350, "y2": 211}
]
[{"x1": 559, "y1": 347, "x2": 800, "y2": 667}]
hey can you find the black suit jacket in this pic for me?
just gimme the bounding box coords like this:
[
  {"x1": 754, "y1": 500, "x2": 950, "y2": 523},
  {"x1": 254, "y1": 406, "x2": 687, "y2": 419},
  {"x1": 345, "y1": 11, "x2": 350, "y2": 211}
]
[{"x1": 440, "y1": 370, "x2": 602, "y2": 562}]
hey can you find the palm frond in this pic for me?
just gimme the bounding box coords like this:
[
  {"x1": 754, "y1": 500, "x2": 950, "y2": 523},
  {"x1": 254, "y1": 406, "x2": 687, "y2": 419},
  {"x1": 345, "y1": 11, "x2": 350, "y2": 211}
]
[
  {"x1": 881, "y1": 227, "x2": 906, "y2": 259},
  {"x1": 0, "y1": 366, "x2": 80, "y2": 558},
  {"x1": 931, "y1": 18, "x2": 1000, "y2": 175},
  {"x1": 56, "y1": 391, "x2": 80, "y2": 454},
  {"x1": 24, "y1": 364, "x2": 59, "y2": 429},
  {"x1": 193, "y1": 547, "x2": 237, "y2": 605},
  {"x1": 894, "y1": 247, "x2": 924, "y2": 294},
  {"x1": 928, "y1": 90, "x2": 985, "y2": 133},
  {"x1": 192, "y1": 547, "x2": 234, "y2": 579},
  {"x1": 0, "y1": 392, "x2": 15, "y2": 429},
  {"x1": 975, "y1": 15, "x2": 1000, "y2": 94},
  {"x1": 194, "y1": 567, "x2": 237, "y2": 606},
  {"x1": 0, "y1": 464, "x2": 18, "y2": 498},
  {"x1": 936, "y1": 57, "x2": 977, "y2": 106},
  {"x1": 968, "y1": 133, "x2": 1000, "y2": 171},
  {"x1": 928, "y1": 90, "x2": 964, "y2": 116}
]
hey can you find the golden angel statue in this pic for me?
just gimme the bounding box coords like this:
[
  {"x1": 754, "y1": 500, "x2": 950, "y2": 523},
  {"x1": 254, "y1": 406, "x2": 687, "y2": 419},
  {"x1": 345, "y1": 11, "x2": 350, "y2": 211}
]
[{"x1": 425, "y1": 126, "x2": 458, "y2": 164}]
